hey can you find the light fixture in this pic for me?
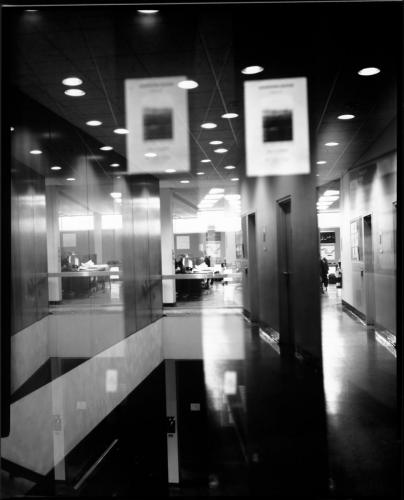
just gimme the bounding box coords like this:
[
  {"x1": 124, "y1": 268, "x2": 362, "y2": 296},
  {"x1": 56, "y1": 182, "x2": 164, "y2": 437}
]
[
  {"x1": 209, "y1": 140, "x2": 223, "y2": 145},
  {"x1": 209, "y1": 188, "x2": 224, "y2": 194},
  {"x1": 231, "y1": 178, "x2": 239, "y2": 182},
  {"x1": 325, "y1": 142, "x2": 339, "y2": 147},
  {"x1": 25, "y1": 9, "x2": 38, "y2": 12},
  {"x1": 165, "y1": 169, "x2": 176, "y2": 173},
  {"x1": 338, "y1": 114, "x2": 355, "y2": 120},
  {"x1": 137, "y1": 10, "x2": 159, "y2": 14},
  {"x1": 100, "y1": 146, "x2": 113, "y2": 151},
  {"x1": 224, "y1": 165, "x2": 236, "y2": 170},
  {"x1": 51, "y1": 166, "x2": 62, "y2": 171},
  {"x1": 114, "y1": 128, "x2": 129, "y2": 134},
  {"x1": 225, "y1": 194, "x2": 240, "y2": 200},
  {"x1": 241, "y1": 65, "x2": 264, "y2": 75},
  {"x1": 358, "y1": 67, "x2": 380, "y2": 76},
  {"x1": 221, "y1": 112, "x2": 238, "y2": 119},
  {"x1": 110, "y1": 163, "x2": 120, "y2": 167},
  {"x1": 201, "y1": 123, "x2": 217, "y2": 129},
  {"x1": 323, "y1": 190, "x2": 340, "y2": 196},
  {"x1": 205, "y1": 194, "x2": 223, "y2": 200},
  {"x1": 29, "y1": 149, "x2": 42, "y2": 155},
  {"x1": 201, "y1": 159, "x2": 211, "y2": 163},
  {"x1": 214, "y1": 148, "x2": 228, "y2": 154},
  {"x1": 144, "y1": 152, "x2": 157, "y2": 158},
  {"x1": 115, "y1": 198, "x2": 122, "y2": 204},
  {"x1": 196, "y1": 172, "x2": 205, "y2": 175},
  {"x1": 319, "y1": 196, "x2": 339, "y2": 202},
  {"x1": 110, "y1": 192, "x2": 122, "y2": 199},
  {"x1": 86, "y1": 120, "x2": 102, "y2": 126},
  {"x1": 66, "y1": 177, "x2": 75, "y2": 181},
  {"x1": 316, "y1": 161, "x2": 327, "y2": 165},
  {"x1": 64, "y1": 89, "x2": 86, "y2": 97},
  {"x1": 177, "y1": 80, "x2": 199, "y2": 89},
  {"x1": 180, "y1": 180, "x2": 190, "y2": 184},
  {"x1": 62, "y1": 77, "x2": 83, "y2": 86}
]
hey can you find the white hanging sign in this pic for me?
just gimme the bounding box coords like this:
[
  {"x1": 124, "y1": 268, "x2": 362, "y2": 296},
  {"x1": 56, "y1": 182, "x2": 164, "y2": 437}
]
[
  {"x1": 125, "y1": 76, "x2": 190, "y2": 174},
  {"x1": 244, "y1": 77, "x2": 310, "y2": 176}
]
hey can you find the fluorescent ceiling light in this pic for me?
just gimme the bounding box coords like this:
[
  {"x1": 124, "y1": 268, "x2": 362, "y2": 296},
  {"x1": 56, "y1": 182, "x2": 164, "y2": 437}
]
[
  {"x1": 201, "y1": 123, "x2": 217, "y2": 129},
  {"x1": 62, "y1": 77, "x2": 83, "y2": 86},
  {"x1": 100, "y1": 146, "x2": 113, "y2": 151},
  {"x1": 29, "y1": 149, "x2": 42, "y2": 155},
  {"x1": 137, "y1": 10, "x2": 159, "y2": 14},
  {"x1": 221, "y1": 113, "x2": 238, "y2": 119},
  {"x1": 209, "y1": 140, "x2": 223, "y2": 145},
  {"x1": 51, "y1": 166, "x2": 62, "y2": 170},
  {"x1": 180, "y1": 180, "x2": 190, "y2": 184},
  {"x1": 177, "y1": 80, "x2": 199, "y2": 89},
  {"x1": 358, "y1": 67, "x2": 380, "y2": 76},
  {"x1": 86, "y1": 120, "x2": 102, "y2": 126},
  {"x1": 316, "y1": 161, "x2": 327, "y2": 165},
  {"x1": 214, "y1": 148, "x2": 228, "y2": 154},
  {"x1": 241, "y1": 65, "x2": 264, "y2": 75},
  {"x1": 209, "y1": 188, "x2": 224, "y2": 194},
  {"x1": 144, "y1": 152, "x2": 157, "y2": 158},
  {"x1": 325, "y1": 142, "x2": 339, "y2": 147},
  {"x1": 114, "y1": 128, "x2": 129, "y2": 134},
  {"x1": 319, "y1": 196, "x2": 339, "y2": 202},
  {"x1": 110, "y1": 163, "x2": 120, "y2": 167},
  {"x1": 205, "y1": 194, "x2": 223, "y2": 200},
  {"x1": 323, "y1": 190, "x2": 340, "y2": 196},
  {"x1": 66, "y1": 177, "x2": 75, "y2": 181},
  {"x1": 231, "y1": 178, "x2": 239, "y2": 182},
  {"x1": 64, "y1": 89, "x2": 86, "y2": 97},
  {"x1": 201, "y1": 159, "x2": 211, "y2": 163},
  {"x1": 165, "y1": 169, "x2": 176, "y2": 173},
  {"x1": 338, "y1": 114, "x2": 355, "y2": 120},
  {"x1": 224, "y1": 165, "x2": 236, "y2": 170},
  {"x1": 196, "y1": 172, "x2": 205, "y2": 175},
  {"x1": 225, "y1": 194, "x2": 240, "y2": 200},
  {"x1": 110, "y1": 192, "x2": 122, "y2": 198}
]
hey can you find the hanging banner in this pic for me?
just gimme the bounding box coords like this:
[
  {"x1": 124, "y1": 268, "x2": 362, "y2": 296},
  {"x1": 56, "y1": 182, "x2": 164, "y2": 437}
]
[
  {"x1": 244, "y1": 77, "x2": 310, "y2": 176},
  {"x1": 125, "y1": 76, "x2": 190, "y2": 174}
]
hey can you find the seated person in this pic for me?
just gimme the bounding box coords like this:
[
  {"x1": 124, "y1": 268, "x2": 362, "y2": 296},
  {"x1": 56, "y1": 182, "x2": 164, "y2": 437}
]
[{"x1": 175, "y1": 255, "x2": 185, "y2": 273}]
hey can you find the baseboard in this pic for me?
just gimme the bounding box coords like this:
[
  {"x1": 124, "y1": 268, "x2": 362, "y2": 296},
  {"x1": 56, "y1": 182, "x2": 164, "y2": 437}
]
[
  {"x1": 243, "y1": 308, "x2": 251, "y2": 320},
  {"x1": 163, "y1": 302, "x2": 176, "y2": 307},
  {"x1": 341, "y1": 300, "x2": 366, "y2": 323}
]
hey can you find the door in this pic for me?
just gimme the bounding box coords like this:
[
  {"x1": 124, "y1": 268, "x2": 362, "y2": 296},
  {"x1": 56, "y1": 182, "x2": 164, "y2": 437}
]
[
  {"x1": 363, "y1": 214, "x2": 375, "y2": 325},
  {"x1": 277, "y1": 197, "x2": 294, "y2": 352},
  {"x1": 241, "y1": 213, "x2": 259, "y2": 322}
]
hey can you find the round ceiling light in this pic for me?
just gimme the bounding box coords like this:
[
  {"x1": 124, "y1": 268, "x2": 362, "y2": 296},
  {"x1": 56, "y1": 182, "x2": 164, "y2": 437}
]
[
  {"x1": 180, "y1": 180, "x2": 190, "y2": 184},
  {"x1": 29, "y1": 149, "x2": 42, "y2": 155},
  {"x1": 51, "y1": 166, "x2": 62, "y2": 170},
  {"x1": 221, "y1": 112, "x2": 239, "y2": 119},
  {"x1": 10, "y1": 127, "x2": 14, "y2": 131},
  {"x1": 165, "y1": 169, "x2": 176, "y2": 173},
  {"x1": 137, "y1": 10, "x2": 159, "y2": 14},
  {"x1": 241, "y1": 65, "x2": 264, "y2": 75},
  {"x1": 201, "y1": 159, "x2": 211, "y2": 163},
  {"x1": 338, "y1": 114, "x2": 355, "y2": 120},
  {"x1": 110, "y1": 163, "x2": 120, "y2": 167},
  {"x1": 358, "y1": 67, "x2": 380, "y2": 76},
  {"x1": 214, "y1": 148, "x2": 228, "y2": 154},
  {"x1": 62, "y1": 77, "x2": 83, "y2": 86},
  {"x1": 100, "y1": 146, "x2": 113, "y2": 151},
  {"x1": 196, "y1": 172, "x2": 205, "y2": 175},
  {"x1": 144, "y1": 152, "x2": 157, "y2": 158},
  {"x1": 325, "y1": 142, "x2": 339, "y2": 147},
  {"x1": 64, "y1": 89, "x2": 86, "y2": 97},
  {"x1": 209, "y1": 140, "x2": 223, "y2": 145},
  {"x1": 177, "y1": 80, "x2": 199, "y2": 89},
  {"x1": 224, "y1": 165, "x2": 236, "y2": 170},
  {"x1": 201, "y1": 122, "x2": 217, "y2": 129},
  {"x1": 86, "y1": 120, "x2": 102, "y2": 126},
  {"x1": 114, "y1": 128, "x2": 129, "y2": 134}
]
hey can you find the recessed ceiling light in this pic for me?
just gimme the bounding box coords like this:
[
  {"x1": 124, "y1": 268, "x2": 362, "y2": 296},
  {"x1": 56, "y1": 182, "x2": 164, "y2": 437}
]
[
  {"x1": 358, "y1": 67, "x2": 380, "y2": 76},
  {"x1": 241, "y1": 65, "x2": 264, "y2": 75},
  {"x1": 224, "y1": 165, "x2": 236, "y2": 170},
  {"x1": 100, "y1": 146, "x2": 113, "y2": 151},
  {"x1": 177, "y1": 80, "x2": 199, "y2": 89},
  {"x1": 201, "y1": 159, "x2": 211, "y2": 163},
  {"x1": 196, "y1": 172, "x2": 205, "y2": 175},
  {"x1": 325, "y1": 142, "x2": 339, "y2": 147},
  {"x1": 221, "y1": 112, "x2": 239, "y2": 119},
  {"x1": 201, "y1": 123, "x2": 217, "y2": 129},
  {"x1": 209, "y1": 188, "x2": 224, "y2": 194},
  {"x1": 214, "y1": 148, "x2": 228, "y2": 154},
  {"x1": 51, "y1": 166, "x2": 62, "y2": 170},
  {"x1": 110, "y1": 192, "x2": 122, "y2": 198},
  {"x1": 316, "y1": 161, "x2": 327, "y2": 165},
  {"x1": 209, "y1": 140, "x2": 223, "y2": 145},
  {"x1": 110, "y1": 163, "x2": 120, "y2": 167},
  {"x1": 86, "y1": 120, "x2": 102, "y2": 126},
  {"x1": 231, "y1": 178, "x2": 239, "y2": 182},
  {"x1": 144, "y1": 152, "x2": 157, "y2": 158},
  {"x1": 62, "y1": 77, "x2": 83, "y2": 86},
  {"x1": 114, "y1": 128, "x2": 129, "y2": 134},
  {"x1": 137, "y1": 10, "x2": 159, "y2": 14},
  {"x1": 180, "y1": 180, "x2": 190, "y2": 184},
  {"x1": 338, "y1": 114, "x2": 355, "y2": 120},
  {"x1": 165, "y1": 169, "x2": 176, "y2": 173},
  {"x1": 25, "y1": 9, "x2": 38, "y2": 12},
  {"x1": 29, "y1": 149, "x2": 42, "y2": 155},
  {"x1": 64, "y1": 89, "x2": 86, "y2": 97},
  {"x1": 66, "y1": 177, "x2": 75, "y2": 181}
]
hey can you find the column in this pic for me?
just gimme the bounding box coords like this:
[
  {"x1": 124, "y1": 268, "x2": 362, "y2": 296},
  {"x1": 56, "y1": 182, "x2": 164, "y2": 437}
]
[
  {"x1": 46, "y1": 185, "x2": 62, "y2": 302},
  {"x1": 160, "y1": 188, "x2": 176, "y2": 304}
]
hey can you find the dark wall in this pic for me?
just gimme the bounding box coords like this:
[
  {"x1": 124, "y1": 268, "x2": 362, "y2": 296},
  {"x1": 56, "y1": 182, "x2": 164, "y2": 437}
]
[{"x1": 11, "y1": 161, "x2": 48, "y2": 335}]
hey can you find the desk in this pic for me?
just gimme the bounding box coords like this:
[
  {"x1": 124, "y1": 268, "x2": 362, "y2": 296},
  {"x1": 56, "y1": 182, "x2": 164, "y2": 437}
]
[{"x1": 61, "y1": 266, "x2": 109, "y2": 298}]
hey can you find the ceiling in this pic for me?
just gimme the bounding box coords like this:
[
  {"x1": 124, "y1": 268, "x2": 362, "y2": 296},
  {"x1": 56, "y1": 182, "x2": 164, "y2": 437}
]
[{"x1": 6, "y1": 2, "x2": 400, "y2": 216}]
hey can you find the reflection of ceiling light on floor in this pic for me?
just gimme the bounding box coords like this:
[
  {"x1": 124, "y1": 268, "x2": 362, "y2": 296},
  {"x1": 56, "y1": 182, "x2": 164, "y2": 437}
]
[
  {"x1": 316, "y1": 160, "x2": 327, "y2": 165},
  {"x1": 221, "y1": 113, "x2": 238, "y2": 119},
  {"x1": 114, "y1": 128, "x2": 129, "y2": 134},
  {"x1": 64, "y1": 89, "x2": 86, "y2": 97},
  {"x1": 62, "y1": 77, "x2": 83, "y2": 86},
  {"x1": 241, "y1": 65, "x2": 264, "y2": 75},
  {"x1": 180, "y1": 180, "x2": 190, "y2": 184},
  {"x1": 86, "y1": 120, "x2": 102, "y2": 126},
  {"x1": 358, "y1": 67, "x2": 380, "y2": 76},
  {"x1": 165, "y1": 169, "x2": 176, "y2": 173},
  {"x1": 201, "y1": 123, "x2": 217, "y2": 129},
  {"x1": 29, "y1": 149, "x2": 42, "y2": 155},
  {"x1": 100, "y1": 146, "x2": 113, "y2": 151},
  {"x1": 214, "y1": 148, "x2": 228, "y2": 154},
  {"x1": 325, "y1": 142, "x2": 339, "y2": 146},
  {"x1": 177, "y1": 80, "x2": 199, "y2": 89},
  {"x1": 51, "y1": 166, "x2": 62, "y2": 170},
  {"x1": 144, "y1": 152, "x2": 157, "y2": 158}
]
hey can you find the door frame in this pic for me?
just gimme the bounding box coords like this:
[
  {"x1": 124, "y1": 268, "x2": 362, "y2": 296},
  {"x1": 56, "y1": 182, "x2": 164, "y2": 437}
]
[{"x1": 362, "y1": 213, "x2": 375, "y2": 326}]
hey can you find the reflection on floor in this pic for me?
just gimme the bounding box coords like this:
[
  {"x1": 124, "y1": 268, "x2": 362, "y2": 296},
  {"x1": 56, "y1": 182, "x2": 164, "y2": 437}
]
[{"x1": 175, "y1": 282, "x2": 242, "y2": 309}]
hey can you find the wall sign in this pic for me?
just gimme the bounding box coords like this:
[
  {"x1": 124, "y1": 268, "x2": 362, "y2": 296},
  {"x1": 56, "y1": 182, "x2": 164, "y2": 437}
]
[
  {"x1": 125, "y1": 76, "x2": 190, "y2": 174},
  {"x1": 244, "y1": 77, "x2": 310, "y2": 176}
]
